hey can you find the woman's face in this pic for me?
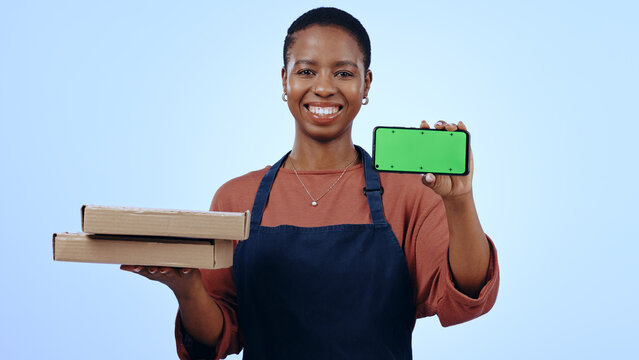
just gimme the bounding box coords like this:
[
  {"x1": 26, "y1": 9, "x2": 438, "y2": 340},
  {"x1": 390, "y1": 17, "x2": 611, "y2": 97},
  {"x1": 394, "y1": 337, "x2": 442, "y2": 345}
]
[{"x1": 282, "y1": 25, "x2": 372, "y2": 143}]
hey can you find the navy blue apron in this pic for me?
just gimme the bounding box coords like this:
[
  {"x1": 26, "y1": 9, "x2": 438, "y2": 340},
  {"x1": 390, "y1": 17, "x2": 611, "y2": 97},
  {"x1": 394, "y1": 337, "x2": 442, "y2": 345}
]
[{"x1": 233, "y1": 145, "x2": 415, "y2": 359}]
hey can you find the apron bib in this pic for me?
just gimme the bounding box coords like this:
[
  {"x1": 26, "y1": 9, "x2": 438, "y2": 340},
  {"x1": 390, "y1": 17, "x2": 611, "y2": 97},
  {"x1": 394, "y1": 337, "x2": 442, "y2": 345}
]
[{"x1": 233, "y1": 146, "x2": 415, "y2": 359}]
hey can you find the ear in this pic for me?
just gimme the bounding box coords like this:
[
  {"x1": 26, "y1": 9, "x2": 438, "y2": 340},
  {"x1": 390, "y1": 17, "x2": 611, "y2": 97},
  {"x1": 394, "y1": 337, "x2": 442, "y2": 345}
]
[
  {"x1": 363, "y1": 69, "x2": 373, "y2": 98},
  {"x1": 281, "y1": 67, "x2": 288, "y2": 94}
]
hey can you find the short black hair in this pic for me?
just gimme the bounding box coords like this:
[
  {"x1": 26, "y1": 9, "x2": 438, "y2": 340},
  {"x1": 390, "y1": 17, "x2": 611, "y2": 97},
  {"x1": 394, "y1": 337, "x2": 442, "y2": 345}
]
[{"x1": 283, "y1": 7, "x2": 371, "y2": 70}]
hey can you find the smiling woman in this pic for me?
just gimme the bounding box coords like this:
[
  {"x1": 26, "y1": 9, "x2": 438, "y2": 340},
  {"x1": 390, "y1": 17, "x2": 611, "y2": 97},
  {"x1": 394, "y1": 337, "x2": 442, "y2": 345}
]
[
  {"x1": 121, "y1": 7, "x2": 499, "y2": 360},
  {"x1": 282, "y1": 25, "x2": 371, "y2": 148}
]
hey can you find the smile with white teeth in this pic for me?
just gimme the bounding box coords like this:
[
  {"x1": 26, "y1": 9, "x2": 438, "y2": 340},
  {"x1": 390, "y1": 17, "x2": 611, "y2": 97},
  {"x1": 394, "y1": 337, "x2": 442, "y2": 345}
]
[{"x1": 308, "y1": 106, "x2": 340, "y2": 115}]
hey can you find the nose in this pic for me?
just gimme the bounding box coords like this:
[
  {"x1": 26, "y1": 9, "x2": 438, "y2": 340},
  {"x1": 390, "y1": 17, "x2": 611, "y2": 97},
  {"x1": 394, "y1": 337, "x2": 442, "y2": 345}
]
[{"x1": 313, "y1": 73, "x2": 336, "y2": 97}]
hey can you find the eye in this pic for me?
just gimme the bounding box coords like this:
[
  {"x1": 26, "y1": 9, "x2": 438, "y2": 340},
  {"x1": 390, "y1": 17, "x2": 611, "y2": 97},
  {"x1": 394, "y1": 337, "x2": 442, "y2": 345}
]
[
  {"x1": 297, "y1": 69, "x2": 315, "y2": 76},
  {"x1": 335, "y1": 71, "x2": 353, "y2": 78}
]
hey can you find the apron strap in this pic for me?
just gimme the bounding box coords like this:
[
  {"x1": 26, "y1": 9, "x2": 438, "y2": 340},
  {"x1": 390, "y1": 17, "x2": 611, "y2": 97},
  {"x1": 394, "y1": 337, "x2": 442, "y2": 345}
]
[
  {"x1": 249, "y1": 151, "x2": 289, "y2": 229},
  {"x1": 357, "y1": 145, "x2": 387, "y2": 226},
  {"x1": 250, "y1": 146, "x2": 387, "y2": 227}
]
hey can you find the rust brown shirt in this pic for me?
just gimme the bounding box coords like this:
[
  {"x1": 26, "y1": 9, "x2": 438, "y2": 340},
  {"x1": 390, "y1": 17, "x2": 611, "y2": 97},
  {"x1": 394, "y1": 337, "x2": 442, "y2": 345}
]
[{"x1": 176, "y1": 163, "x2": 500, "y2": 359}]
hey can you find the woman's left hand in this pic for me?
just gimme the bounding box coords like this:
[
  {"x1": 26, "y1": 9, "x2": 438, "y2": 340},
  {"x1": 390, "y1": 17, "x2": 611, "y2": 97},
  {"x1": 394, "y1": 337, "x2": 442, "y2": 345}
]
[{"x1": 420, "y1": 120, "x2": 474, "y2": 200}]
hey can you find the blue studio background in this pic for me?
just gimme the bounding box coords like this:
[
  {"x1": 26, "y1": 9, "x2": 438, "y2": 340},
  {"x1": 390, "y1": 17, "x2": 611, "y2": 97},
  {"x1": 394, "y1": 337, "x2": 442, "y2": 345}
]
[{"x1": 1, "y1": 1, "x2": 637, "y2": 359}]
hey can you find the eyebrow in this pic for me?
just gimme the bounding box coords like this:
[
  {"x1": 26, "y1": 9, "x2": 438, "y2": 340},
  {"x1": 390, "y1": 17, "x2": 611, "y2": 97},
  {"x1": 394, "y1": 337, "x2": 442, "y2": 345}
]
[
  {"x1": 293, "y1": 59, "x2": 359, "y2": 68},
  {"x1": 293, "y1": 60, "x2": 317, "y2": 67},
  {"x1": 334, "y1": 60, "x2": 358, "y2": 68}
]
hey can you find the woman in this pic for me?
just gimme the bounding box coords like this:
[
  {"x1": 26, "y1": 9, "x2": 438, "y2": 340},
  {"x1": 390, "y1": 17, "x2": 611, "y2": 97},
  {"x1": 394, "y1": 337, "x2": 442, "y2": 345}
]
[{"x1": 122, "y1": 7, "x2": 499, "y2": 360}]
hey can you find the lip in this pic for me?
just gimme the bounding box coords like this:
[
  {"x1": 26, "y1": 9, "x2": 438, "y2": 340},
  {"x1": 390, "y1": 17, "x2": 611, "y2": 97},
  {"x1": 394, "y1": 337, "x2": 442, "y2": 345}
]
[{"x1": 304, "y1": 102, "x2": 343, "y2": 124}]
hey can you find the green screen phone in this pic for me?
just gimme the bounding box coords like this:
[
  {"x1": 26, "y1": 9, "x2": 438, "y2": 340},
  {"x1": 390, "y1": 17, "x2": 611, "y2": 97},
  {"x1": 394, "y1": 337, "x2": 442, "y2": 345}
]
[{"x1": 372, "y1": 126, "x2": 470, "y2": 175}]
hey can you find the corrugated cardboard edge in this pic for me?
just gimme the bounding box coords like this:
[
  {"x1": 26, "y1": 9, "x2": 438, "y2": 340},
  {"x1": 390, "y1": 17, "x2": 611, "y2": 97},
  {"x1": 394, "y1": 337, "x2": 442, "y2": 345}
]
[
  {"x1": 52, "y1": 233, "x2": 57, "y2": 260},
  {"x1": 80, "y1": 205, "x2": 87, "y2": 231},
  {"x1": 81, "y1": 204, "x2": 249, "y2": 240},
  {"x1": 242, "y1": 210, "x2": 251, "y2": 240},
  {"x1": 53, "y1": 232, "x2": 217, "y2": 269},
  {"x1": 214, "y1": 239, "x2": 233, "y2": 268},
  {"x1": 83, "y1": 204, "x2": 246, "y2": 217}
]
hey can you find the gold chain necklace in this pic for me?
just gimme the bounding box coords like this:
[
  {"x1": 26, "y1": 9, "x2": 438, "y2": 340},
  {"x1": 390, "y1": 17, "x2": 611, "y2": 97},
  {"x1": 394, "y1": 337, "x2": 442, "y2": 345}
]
[{"x1": 289, "y1": 154, "x2": 358, "y2": 207}]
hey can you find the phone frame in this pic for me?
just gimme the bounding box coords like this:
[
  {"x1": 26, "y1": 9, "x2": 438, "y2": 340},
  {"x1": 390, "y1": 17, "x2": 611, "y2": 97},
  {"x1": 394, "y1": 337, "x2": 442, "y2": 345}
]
[{"x1": 372, "y1": 126, "x2": 470, "y2": 175}]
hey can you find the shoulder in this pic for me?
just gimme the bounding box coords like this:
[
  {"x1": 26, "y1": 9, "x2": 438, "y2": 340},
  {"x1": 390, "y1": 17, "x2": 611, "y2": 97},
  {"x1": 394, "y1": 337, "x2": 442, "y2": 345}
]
[
  {"x1": 210, "y1": 167, "x2": 270, "y2": 212},
  {"x1": 217, "y1": 167, "x2": 269, "y2": 194}
]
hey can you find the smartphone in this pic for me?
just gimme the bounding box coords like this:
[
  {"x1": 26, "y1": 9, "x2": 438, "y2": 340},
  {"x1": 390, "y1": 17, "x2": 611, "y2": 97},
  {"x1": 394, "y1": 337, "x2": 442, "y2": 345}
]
[{"x1": 372, "y1": 126, "x2": 470, "y2": 175}]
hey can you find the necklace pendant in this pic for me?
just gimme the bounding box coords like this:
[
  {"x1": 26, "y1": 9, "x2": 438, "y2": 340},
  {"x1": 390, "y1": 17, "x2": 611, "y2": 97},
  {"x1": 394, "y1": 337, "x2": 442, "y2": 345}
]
[{"x1": 289, "y1": 154, "x2": 357, "y2": 209}]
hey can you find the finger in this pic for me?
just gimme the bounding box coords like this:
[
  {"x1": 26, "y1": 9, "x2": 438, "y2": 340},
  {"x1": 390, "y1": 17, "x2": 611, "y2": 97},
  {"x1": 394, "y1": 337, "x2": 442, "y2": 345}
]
[
  {"x1": 121, "y1": 265, "x2": 154, "y2": 280},
  {"x1": 120, "y1": 264, "x2": 135, "y2": 271},
  {"x1": 421, "y1": 173, "x2": 436, "y2": 187},
  {"x1": 434, "y1": 120, "x2": 447, "y2": 129},
  {"x1": 420, "y1": 120, "x2": 430, "y2": 129},
  {"x1": 457, "y1": 120, "x2": 467, "y2": 131},
  {"x1": 445, "y1": 122, "x2": 458, "y2": 131},
  {"x1": 122, "y1": 265, "x2": 144, "y2": 273}
]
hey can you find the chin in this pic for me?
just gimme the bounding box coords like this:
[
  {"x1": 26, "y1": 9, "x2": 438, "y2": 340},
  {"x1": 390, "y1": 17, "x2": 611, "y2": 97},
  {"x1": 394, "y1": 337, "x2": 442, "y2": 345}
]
[{"x1": 299, "y1": 123, "x2": 353, "y2": 143}]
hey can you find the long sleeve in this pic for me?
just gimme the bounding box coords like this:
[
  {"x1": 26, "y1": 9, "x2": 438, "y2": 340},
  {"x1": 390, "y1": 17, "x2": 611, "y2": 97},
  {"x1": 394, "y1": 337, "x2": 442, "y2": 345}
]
[
  {"x1": 171, "y1": 165, "x2": 500, "y2": 359},
  {"x1": 174, "y1": 266, "x2": 242, "y2": 360},
  {"x1": 173, "y1": 174, "x2": 260, "y2": 360},
  {"x1": 412, "y1": 197, "x2": 500, "y2": 326}
]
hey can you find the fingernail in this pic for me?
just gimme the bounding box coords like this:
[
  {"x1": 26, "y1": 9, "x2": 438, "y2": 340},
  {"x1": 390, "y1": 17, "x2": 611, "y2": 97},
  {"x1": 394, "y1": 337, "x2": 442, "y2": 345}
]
[
  {"x1": 133, "y1": 266, "x2": 141, "y2": 272},
  {"x1": 425, "y1": 174, "x2": 434, "y2": 183}
]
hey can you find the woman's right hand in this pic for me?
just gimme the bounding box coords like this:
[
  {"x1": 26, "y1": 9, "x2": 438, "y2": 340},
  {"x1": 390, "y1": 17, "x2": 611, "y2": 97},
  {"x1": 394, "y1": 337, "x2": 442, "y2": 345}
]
[{"x1": 120, "y1": 265, "x2": 202, "y2": 299}]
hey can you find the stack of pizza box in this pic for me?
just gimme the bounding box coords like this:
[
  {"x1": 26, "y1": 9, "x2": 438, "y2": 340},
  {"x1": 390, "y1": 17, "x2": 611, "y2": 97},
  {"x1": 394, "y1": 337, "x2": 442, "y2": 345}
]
[{"x1": 53, "y1": 205, "x2": 250, "y2": 269}]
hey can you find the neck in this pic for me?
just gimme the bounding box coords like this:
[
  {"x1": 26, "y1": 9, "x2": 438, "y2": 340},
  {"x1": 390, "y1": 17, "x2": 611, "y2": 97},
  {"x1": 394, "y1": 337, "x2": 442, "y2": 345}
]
[{"x1": 287, "y1": 138, "x2": 359, "y2": 171}]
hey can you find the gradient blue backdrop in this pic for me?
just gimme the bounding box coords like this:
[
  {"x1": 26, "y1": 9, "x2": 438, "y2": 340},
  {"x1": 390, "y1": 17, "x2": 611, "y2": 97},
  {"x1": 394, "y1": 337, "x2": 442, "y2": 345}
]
[{"x1": 1, "y1": 1, "x2": 637, "y2": 359}]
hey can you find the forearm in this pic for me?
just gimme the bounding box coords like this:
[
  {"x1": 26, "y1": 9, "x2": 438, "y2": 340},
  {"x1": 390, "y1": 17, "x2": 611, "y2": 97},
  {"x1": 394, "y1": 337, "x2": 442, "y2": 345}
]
[
  {"x1": 443, "y1": 191, "x2": 490, "y2": 298},
  {"x1": 176, "y1": 283, "x2": 224, "y2": 347}
]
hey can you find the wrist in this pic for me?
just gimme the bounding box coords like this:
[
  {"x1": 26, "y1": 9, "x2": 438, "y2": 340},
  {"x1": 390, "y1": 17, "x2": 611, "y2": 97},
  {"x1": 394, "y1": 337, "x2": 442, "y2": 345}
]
[
  {"x1": 173, "y1": 280, "x2": 206, "y2": 303},
  {"x1": 442, "y1": 191, "x2": 474, "y2": 209}
]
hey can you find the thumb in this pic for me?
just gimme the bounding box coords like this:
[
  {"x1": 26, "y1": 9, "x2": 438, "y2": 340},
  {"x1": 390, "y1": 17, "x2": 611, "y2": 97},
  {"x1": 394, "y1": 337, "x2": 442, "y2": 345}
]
[{"x1": 422, "y1": 173, "x2": 436, "y2": 188}]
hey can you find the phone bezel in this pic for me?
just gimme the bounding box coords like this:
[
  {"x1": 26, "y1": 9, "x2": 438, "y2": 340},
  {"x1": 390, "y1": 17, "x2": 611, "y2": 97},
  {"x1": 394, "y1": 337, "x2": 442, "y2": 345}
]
[{"x1": 372, "y1": 126, "x2": 470, "y2": 175}]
